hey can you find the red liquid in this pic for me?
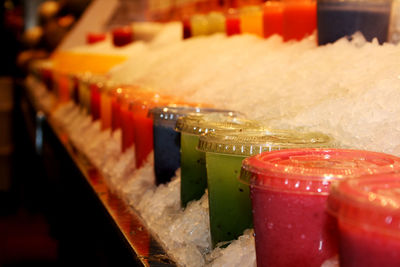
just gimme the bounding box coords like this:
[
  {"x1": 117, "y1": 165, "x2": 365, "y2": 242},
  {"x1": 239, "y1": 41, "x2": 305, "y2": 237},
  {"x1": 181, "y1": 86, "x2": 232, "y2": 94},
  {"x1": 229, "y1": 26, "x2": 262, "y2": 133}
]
[
  {"x1": 251, "y1": 186, "x2": 338, "y2": 267},
  {"x1": 120, "y1": 104, "x2": 135, "y2": 152},
  {"x1": 132, "y1": 113, "x2": 154, "y2": 168},
  {"x1": 71, "y1": 76, "x2": 79, "y2": 104},
  {"x1": 90, "y1": 83, "x2": 101, "y2": 121},
  {"x1": 112, "y1": 26, "x2": 133, "y2": 47},
  {"x1": 226, "y1": 17, "x2": 241, "y2": 36},
  {"x1": 338, "y1": 218, "x2": 400, "y2": 266},
  {"x1": 58, "y1": 75, "x2": 70, "y2": 103},
  {"x1": 111, "y1": 97, "x2": 121, "y2": 132},
  {"x1": 263, "y1": 3, "x2": 283, "y2": 38},
  {"x1": 87, "y1": 32, "x2": 106, "y2": 44},
  {"x1": 283, "y1": 1, "x2": 316, "y2": 41}
]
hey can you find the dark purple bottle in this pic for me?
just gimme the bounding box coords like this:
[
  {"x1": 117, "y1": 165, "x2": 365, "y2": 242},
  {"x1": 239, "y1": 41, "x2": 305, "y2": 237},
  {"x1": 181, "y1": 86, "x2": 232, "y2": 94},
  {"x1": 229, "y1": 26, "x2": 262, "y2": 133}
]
[{"x1": 317, "y1": 0, "x2": 392, "y2": 45}]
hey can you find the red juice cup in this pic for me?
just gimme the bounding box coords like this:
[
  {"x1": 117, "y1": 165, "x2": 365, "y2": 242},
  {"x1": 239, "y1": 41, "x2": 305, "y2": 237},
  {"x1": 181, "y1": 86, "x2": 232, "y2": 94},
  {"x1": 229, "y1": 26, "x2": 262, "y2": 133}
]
[
  {"x1": 57, "y1": 73, "x2": 71, "y2": 103},
  {"x1": 241, "y1": 148, "x2": 400, "y2": 267},
  {"x1": 119, "y1": 88, "x2": 154, "y2": 152},
  {"x1": 263, "y1": 1, "x2": 284, "y2": 38},
  {"x1": 112, "y1": 26, "x2": 134, "y2": 47},
  {"x1": 328, "y1": 173, "x2": 400, "y2": 267},
  {"x1": 86, "y1": 32, "x2": 107, "y2": 44},
  {"x1": 131, "y1": 94, "x2": 178, "y2": 169},
  {"x1": 89, "y1": 77, "x2": 105, "y2": 121},
  {"x1": 282, "y1": 0, "x2": 316, "y2": 41},
  {"x1": 226, "y1": 8, "x2": 241, "y2": 36}
]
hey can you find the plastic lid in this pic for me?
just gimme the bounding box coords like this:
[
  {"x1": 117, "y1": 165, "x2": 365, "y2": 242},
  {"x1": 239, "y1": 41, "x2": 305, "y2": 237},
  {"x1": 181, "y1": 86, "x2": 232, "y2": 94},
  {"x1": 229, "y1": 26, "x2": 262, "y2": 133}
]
[
  {"x1": 149, "y1": 106, "x2": 238, "y2": 123},
  {"x1": 328, "y1": 174, "x2": 400, "y2": 236},
  {"x1": 198, "y1": 129, "x2": 333, "y2": 156},
  {"x1": 241, "y1": 148, "x2": 400, "y2": 195},
  {"x1": 175, "y1": 113, "x2": 252, "y2": 135}
]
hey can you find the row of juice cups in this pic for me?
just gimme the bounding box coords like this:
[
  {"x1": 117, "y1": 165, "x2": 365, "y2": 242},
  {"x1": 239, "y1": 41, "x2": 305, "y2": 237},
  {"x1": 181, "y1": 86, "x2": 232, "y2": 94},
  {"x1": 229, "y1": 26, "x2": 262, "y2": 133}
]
[
  {"x1": 184, "y1": 0, "x2": 393, "y2": 45},
  {"x1": 32, "y1": 67, "x2": 400, "y2": 266},
  {"x1": 149, "y1": 107, "x2": 400, "y2": 266}
]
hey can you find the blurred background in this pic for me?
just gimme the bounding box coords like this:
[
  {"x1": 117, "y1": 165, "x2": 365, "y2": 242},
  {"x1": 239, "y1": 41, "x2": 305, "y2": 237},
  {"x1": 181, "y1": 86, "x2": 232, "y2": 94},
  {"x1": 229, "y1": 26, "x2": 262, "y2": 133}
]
[{"x1": 0, "y1": 1, "x2": 91, "y2": 266}]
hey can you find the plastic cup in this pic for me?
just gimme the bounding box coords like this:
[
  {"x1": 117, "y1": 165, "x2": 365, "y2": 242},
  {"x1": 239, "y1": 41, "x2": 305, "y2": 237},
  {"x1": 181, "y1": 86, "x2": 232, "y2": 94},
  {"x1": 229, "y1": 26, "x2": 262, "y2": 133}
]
[
  {"x1": 190, "y1": 14, "x2": 209, "y2": 36},
  {"x1": 263, "y1": 1, "x2": 284, "y2": 38},
  {"x1": 199, "y1": 129, "x2": 333, "y2": 247},
  {"x1": 89, "y1": 76, "x2": 107, "y2": 122},
  {"x1": 317, "y1": 0, "x2": 392, "y2": 45},
  {"x1": 176, "y1": 112, "x2": 244, "y2": 208},
  {"x1": 226, "y1": 8, "x2": 241, "y2": 36},
  {"x1": 99, "y1": 80, "x2": 117, "y2": 131},
  {"x1": 328, "y1": 173, "x2": 400, "y2": 266},
  {"x1": 240, "y1": 5, "x2": 264, "y2": 37},
  {"x1": 208, "y1": 11, "x2": 226, "y2": 34},
  {"x1": 282, "y1": 0, "x2": 316, "y2": 41},
  {"x1": 131, "y1": 94, "x2": 178, "y2": 169},
  {"x1": 112, "y1": 26, "x2": 133, "y2": 47},
  {"x1": 119, "y1": 88, "x2": 154, "y2": 153},
  {"x1": 77, "y1": 74, "x2": 91, "y2": 114},
  {"x1": 182, "y1": 18, "x2": 192, "y2": 39},
  {"x1": 241, "y1": 148, "x2": 400, "y2": 267}
]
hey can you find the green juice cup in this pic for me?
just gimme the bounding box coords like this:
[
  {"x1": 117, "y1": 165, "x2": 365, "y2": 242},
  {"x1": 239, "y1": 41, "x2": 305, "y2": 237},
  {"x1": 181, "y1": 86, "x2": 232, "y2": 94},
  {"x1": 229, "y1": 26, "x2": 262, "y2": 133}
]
[
  {"x1": 197, "y1": 128, "x2": 334, "y2": 247},
  {"x1": 176, "y1": 113, "x2": 255, "y2": 208}
]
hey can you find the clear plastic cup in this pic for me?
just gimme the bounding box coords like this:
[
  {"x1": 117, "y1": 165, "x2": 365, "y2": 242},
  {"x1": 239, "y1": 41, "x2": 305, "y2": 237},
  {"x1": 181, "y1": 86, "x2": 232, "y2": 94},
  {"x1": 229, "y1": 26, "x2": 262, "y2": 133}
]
[
  {"x1": 328, "y1": 173, "x2": 400, "y2": 266},
  {"x1": 263, "y1": 1, "x2": 284, "y2": 38},
  {"x1": 149, "y1": 106, "x2": 223, "y2": 185},
  {"x1": 190, "y1": 14, "x2": 209, "y2": 36},
  {"x1": 130, "y1": 94, "x2": 178, "y2": 169},
  {"x1": 283, "y1": 0, "x2": 317, "y2": 41},
  {"x1": 175, "y1": 112, "x2": 245, "y2": 207},
  {"x1": 199, "y1": 129, "x2": 332, "y2": 247},
  {"x1": 317, "y1": 0, "x2": 392, "y2": 45},
  {"x1": 240, "y1": 5, "x2": 264, "y2": 37},
  {"x1": 241, "y1": 148, "x2": 400, "y2": 267}
]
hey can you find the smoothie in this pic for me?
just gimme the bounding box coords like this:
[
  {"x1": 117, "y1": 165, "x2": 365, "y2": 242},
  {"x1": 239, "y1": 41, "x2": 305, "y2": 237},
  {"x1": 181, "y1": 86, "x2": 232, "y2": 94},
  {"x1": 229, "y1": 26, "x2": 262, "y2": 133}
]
[
  {"x1": 263, "y1": 1, "x2": 283, "y2": 38},
  {"x1": 283, "y1": 0, "x2": 316, "y2": 41},
  {"x1": 242, "y1": 148, "x2": 400, "y2": 267},
  {"x1": 176, "y1": 112, "x2": 245, "y2": 207},
  {"x1": 328, "y1": 174, "x2": 400, "y2": 266},
  {"x1": 240, "y1": 6, "x2": 264, "y2": 37},
  {"x1": 226, "y1": 8, "x2": 241, "y2": 36}
]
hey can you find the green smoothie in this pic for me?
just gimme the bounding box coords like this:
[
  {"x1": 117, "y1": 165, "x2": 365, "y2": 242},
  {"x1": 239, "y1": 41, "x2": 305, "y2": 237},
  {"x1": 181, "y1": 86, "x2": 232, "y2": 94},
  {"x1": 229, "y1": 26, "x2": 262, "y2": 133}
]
[
  {"x1": 176, "y1": 113, "x2": 255, "y2": 208},
  {"x1": 198, "y1": 129, "x2": 334, "y2": 247},
  {"x1": 180, "y1": 133, "x2": 207, "y2": 207},
  {"x1": 206, "y1": 153, "x2": 251, "y2": 246}
]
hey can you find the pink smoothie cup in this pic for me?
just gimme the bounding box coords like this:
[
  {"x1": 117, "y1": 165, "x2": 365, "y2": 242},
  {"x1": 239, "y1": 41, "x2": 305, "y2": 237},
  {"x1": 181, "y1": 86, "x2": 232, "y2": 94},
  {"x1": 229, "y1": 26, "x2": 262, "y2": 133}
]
[
  {"x1": 328, "y1": 173, "x2": 400, "y2": 267},
  {"x1": 241, "y1": 148, "x2": 400, "y2": 267}
]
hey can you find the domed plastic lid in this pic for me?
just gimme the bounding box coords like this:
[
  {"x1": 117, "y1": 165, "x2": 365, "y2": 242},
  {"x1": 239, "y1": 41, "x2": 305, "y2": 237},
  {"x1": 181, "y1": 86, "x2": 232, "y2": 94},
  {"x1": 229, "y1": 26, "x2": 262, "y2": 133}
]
[
  {"x1": 198, "y1": 129, "x2": 333, "y2": 156},
  {"x1": 328, "y1": 173, "x2": 400, "y2": 236},
  {"x1": 149, "y1": 106, "x2": 238, "y2": 124},
  {"x1": 175, "y1": 112, "x2": 248, "y2": 135},
  {"x1": 241, "y1": 149, "x2": 400, "y2": 195}
]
